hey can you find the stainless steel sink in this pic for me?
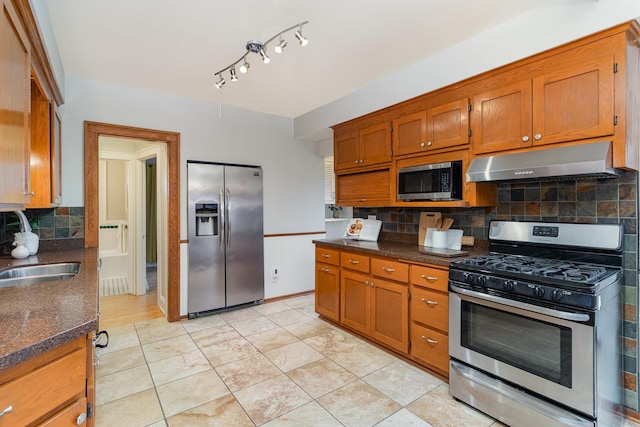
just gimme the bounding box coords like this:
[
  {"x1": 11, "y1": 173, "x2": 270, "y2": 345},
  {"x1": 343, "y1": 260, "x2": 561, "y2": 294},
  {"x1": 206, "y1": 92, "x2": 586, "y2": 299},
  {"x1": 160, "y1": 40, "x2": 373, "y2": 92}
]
[{"x1": 0, "y1": 262, "x2": 80, "y2": 287}]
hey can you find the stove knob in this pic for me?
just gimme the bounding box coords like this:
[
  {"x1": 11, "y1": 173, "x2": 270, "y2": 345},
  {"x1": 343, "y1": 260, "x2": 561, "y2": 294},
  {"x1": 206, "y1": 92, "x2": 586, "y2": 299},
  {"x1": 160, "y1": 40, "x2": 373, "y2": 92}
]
[
  {"x1": 463, "y1": 272, "x2": 474, "y2": 284},
  {"x1": 503, "y1": 280, "x2": 515, "y2": 291},
  {"x1": 477, "y1": 275, "x2": 487, "y2": 286},
  {"x1": 533, "y1": 286, "x2": 545, "y2": 298},
  {"x1": 552, "y1": 289, "x2": 564, "y2": 301}
]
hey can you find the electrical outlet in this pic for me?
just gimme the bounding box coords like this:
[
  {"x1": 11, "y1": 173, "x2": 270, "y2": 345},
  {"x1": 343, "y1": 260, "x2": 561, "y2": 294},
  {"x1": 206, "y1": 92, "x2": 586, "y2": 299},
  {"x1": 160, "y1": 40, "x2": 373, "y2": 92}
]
[{"x1": 271, "y1": 267, "x2": 279, "y2": 281}]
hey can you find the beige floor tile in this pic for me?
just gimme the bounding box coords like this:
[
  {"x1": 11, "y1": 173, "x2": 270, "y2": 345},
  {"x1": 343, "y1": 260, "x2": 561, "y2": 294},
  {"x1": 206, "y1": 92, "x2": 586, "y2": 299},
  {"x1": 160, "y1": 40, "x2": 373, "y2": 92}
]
[
  {"x1": 156, "y1": 369, "x2": 230, "y2": 417},
  {"x1": 267, "y1": 308, "x2": 312, "y2": 327},
  {"x1": 376, "y1": 408, "x2": 433, "y2": 426},
  {"x1": 95, "y1": 388, "x2": 164, "y2": 427},
  {"x1": 191, "y1": 324, "x2": 241, "y2": 349},
  {"x1": 142, "y1": 334, "x2": 199, "y2": 363},
  {"x1": 201, "y1": 336, "x2": 261, "y2": 367},
  {"x1": 96, "y1": 330, "x2": 140, "y2": 355},
  {"x1": 146, "y1": 421, "x2": 168, "y2": 427},
  {"x1": 215, "y1": 352, "x2": 282, "y2": 392},
  {"x1": 264, "y1": 340, "x2": 324, "y2": 372},
  {"x1": 135, "y1": 317, "x2": 173, "y2": 330},
  {"x1": 281, "y1": 295, "x2": 314, "y2": 309},
  {"x1": 262, "y1": 401, "x2": 343, "y2": 427},
  {"x1": 254, "y1": 301, "x2": 291, "y2": 315},
  {"x1": 317, "y1": 379, "x2": 401, "y2": 427},
  {"x1": 287, "y1": 358, "x2": 358, "y2": 398},
  {"x1": 283, "y1": 318, "x2": 335, "y2": 340},
  {"x1": 137, "y1": 320, "x2": 187, "y2": 344},
  {"x1": 219, "y1": 306, "x2": 261, "y2": 323},
  {"x1": 296, "y1": 305, "x2": 320, "y2": 319},
  {"x1": 96, "y1": 345, "x2": 145, "y2": 377},
  {"x1": 245, "y1": 326, "x2": 300, "y2": 352},
  {"x1": 363, "y1": 361, "x2": 442, "y2": 406},
  {"x1": 234, "y1": 374, "x2": 312, "y2": 425},
  {"x1": 329, "y1": 342, "x2": 395, "y2": 377},
  {"x1": 406, "y1": 384, "x2": 495, "y2": 427},
  {"x1": 96, "y1": 364, "x2": 154, "y2": 406},
  {"x1": 103, "y1": 322, "x2": 135, "y2": 336},
  {"x1": 148, "y1": 349, "x2": 212, "y2": 386},
  {"x1": 166, "y1": 394, "x2": 254, "y2": 427},
  {"x1": 304, "y1": 328, "x2": 363, "y2": 356},
  {"x1": 231, "y1": 315, "x2": 278, "y2": 336},
  {"x1": 180, "y1": 314, "x2": 227, "y2": 334}
]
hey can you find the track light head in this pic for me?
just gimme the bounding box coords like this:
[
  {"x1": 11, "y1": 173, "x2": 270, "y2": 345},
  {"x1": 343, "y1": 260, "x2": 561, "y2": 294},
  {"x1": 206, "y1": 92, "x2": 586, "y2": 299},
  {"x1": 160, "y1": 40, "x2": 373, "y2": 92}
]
[
  {"x1": 295, "y1": 28, "x2": 308, "y2": 46},
  {"x1": 214, "y1": 75, "x2": 226, "y2": 89},
  {"x1": 274, "y1": 37, "x2": 287, "y2": 54},
  {"x1": 230, "y1": 68, "x2": 238, "y2": 81},
  {"x1": 239, "y1": 59, "x2": 250, "y2": 73},
  {"x1": 259, "y1": 48, "x2": 270, "y2": 64}
]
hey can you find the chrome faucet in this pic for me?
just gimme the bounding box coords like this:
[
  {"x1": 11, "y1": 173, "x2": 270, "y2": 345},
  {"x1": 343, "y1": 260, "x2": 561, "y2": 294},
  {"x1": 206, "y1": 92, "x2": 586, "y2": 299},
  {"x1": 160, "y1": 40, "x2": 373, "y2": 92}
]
[{"x1": 13, "y1": 211, "x2": 32, "y2": 233}]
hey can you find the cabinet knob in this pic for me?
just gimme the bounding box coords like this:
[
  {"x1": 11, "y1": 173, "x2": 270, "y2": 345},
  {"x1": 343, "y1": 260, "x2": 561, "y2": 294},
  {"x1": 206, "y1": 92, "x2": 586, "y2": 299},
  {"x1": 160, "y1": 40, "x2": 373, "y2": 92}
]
[
  {"x1": 420, "y1": 274, "x2": 438, "y2": 282},
  {"x1": 421, "y1": 336, "x2": 439, "y2": 345},
  {"x1": 76, "y1": 412, "x2": 87, "y2": 425},
  {"x1": 0, "y1": 405, "x2": 13, "y2": 417},
  {"x1": 421, "y1": 298, "x2": 438, "y2": 306},
  {"x1": 534, "y1": 133, "x2": 542, "y2": 140},
  {"x1": 321, "y1": 267, "x2": 330, "y2": 273},
  {"x1": 522, "y1": 136, "x2": 529, "y2": 142},
  {"x1": 427, "y1": 141, "x2": 432, "y2": 146},
  {"x1": 420, "y1": 142, "x2": 425, "y2": 147},
  {"x1": 370, "y1": 280, "x2": 374, "y2": 287},
  {"x1": 359, "y1": 159, "x2": 363, "y2": 163},
  {"x1": 364, "y1": 280, "x2": 369, "y2": 286},
  {"x1": 354, "y1": 160, "x2": 359, "y2": 164}
]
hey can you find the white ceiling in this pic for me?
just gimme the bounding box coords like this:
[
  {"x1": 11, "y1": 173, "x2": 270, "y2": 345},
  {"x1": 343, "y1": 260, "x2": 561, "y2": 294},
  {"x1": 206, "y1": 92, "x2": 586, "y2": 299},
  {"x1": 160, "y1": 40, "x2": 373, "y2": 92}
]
[{"x1": 44, "y1": 0, "x2": 557, "y2": 119}]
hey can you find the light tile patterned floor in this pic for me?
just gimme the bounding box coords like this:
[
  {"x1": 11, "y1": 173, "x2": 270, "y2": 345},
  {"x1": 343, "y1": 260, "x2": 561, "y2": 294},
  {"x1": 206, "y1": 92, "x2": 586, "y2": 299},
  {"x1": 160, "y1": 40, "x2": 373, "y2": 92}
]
[{"x1": 95, "y1": 294, "x2": 640, "y2": 427}]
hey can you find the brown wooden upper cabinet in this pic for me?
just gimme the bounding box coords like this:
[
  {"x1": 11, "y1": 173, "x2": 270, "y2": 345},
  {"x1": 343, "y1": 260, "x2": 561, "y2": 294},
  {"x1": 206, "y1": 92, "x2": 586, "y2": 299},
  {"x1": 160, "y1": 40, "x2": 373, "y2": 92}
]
[
  {"x1": 0, "y1": 0, "x2": 31, "y2": 209},
  {"x1": 473, "y1": 53, "x2": 615, "y2": 155},
  {"x1": 334, "y1": 122, "x2": 391, "y2": 172},
  {"x1": 393, "y1": 98, "x2": 469, "y2": 156}
]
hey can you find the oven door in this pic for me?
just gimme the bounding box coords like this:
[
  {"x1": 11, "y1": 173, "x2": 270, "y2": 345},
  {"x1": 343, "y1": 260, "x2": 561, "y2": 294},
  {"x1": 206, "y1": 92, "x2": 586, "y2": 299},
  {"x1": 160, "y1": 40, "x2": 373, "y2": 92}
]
[{"x1": 449, "y1": 285, "x2": 595, "y2": 417}]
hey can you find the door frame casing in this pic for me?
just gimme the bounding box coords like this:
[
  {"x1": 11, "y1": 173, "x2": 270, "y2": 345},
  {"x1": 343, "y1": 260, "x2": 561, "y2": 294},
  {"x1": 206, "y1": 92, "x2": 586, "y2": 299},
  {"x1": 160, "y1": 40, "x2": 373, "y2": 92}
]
[{"x1": 84, "y1": 121, "x2": 180, "y2": 321}]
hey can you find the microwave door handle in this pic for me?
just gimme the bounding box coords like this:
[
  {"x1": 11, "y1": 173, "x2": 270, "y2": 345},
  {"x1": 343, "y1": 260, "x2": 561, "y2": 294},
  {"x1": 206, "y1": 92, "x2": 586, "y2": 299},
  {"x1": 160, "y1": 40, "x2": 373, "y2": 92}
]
[{"x1": 449, "y1": 284, "x2": 591, "y2": 323}]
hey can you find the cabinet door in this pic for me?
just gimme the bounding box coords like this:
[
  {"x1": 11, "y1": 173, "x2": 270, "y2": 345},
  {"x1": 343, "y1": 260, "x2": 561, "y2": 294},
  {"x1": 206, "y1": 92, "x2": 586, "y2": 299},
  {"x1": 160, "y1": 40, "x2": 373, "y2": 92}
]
[
  {"x1": 370, "y1": 278, "x2": 409, "y2": 353},
  {"x1": 427, "y1": 98, "x2": 469, "y2": 150},
  {"x1": 410, "y1": 322, "x2": 449, "y2": 374},
  {"x1": 532, "y1": 55, "x2": 614, "y2": 146},
  {"x1": 27, "y1": 76, "x2": 52, "y2": 208},
  {"x1": 334, "y1": 131, "x2": 359, "y2": 172},
  {"x1": 315, "y1": 262, "x2": 340, "y2": 322},
  {"x1": 392, "y1": 111, "x2": 427, "y2": 156},
  {"x1": 340, "y1": 270, "x2": 370, "y2": 334},
  {"x1": 335, "y1": 169, "x2": 390, "y2": 206},
  {"x1": 472, "y1": 80, "x2": 532, "y2": 154},
  {"x1": 0, "y1": 0, "x2": 31, "y2": 207},
  {"x1": 360, "y1": 122, "x2": 391, "y2": 167}
]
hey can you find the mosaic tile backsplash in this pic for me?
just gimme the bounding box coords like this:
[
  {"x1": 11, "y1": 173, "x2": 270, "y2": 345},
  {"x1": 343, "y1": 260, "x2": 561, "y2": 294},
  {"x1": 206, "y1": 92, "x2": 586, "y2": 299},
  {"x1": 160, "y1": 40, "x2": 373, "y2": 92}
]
[
  {"x1": 356, "y1": 170, "x2": 640, "y2": 410},
  {"x1": 0, "y1": 207, "x2": 84, "y2": 244}
]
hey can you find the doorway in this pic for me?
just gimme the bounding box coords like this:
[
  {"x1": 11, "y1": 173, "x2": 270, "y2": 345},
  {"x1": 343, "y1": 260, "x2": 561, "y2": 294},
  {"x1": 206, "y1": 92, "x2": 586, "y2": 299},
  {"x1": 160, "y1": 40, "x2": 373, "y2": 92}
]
[{"x1": 84, "y1": 122, "x2": 181, "y2": 322}]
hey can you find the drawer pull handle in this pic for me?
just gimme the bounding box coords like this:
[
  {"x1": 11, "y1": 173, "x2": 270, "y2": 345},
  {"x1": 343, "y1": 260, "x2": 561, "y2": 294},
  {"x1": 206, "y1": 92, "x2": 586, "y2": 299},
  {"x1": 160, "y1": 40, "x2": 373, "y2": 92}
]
[
  {"x1": 421, "y1": 275, "x2": 438, "y2": 282},
  {"x1": 76, "y1": 412, "x2": 87, "y2": 425},
  {"x1": 0, "y1": 405, "x2": 13, "y2": 417},
  {"x1": 321, "y1": 267, "x2": 330, "y2": 273},
  {"x1": 321, "y1": 253, "x2": 331, "y2": 258},
  {"x1": 421, "y1": 298, "x2": 438, "y2": 306},
  {"x1": 381, "y1": 267, "x2": 395, "y2": 273},
  {"x1": 348, "y1": 259, "x2": 359, "y2": 264},
  {"x1": 421, "y1": 336, "x2": 439, "y2": 345}
]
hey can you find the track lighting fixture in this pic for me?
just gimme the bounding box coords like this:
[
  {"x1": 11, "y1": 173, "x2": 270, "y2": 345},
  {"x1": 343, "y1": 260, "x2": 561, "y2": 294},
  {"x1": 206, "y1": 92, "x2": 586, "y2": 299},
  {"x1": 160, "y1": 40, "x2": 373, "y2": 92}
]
[{"x1": 213, "y1": 21, "x2": 308, "y2": 90}]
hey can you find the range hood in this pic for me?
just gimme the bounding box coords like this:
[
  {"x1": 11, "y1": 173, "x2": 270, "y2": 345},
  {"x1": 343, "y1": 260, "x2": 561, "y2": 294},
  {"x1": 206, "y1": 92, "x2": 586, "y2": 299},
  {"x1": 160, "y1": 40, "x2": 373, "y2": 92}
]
[{"x1": 466, "y1": 141, "x2": 619, "y2": 182}]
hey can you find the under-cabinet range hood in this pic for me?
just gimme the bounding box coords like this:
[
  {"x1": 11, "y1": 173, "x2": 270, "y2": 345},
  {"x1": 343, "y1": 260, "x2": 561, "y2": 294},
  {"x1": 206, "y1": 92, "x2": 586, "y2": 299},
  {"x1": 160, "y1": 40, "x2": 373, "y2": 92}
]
[{"x1": 466, "y1": 141, "x2": 619, "y2": 182}]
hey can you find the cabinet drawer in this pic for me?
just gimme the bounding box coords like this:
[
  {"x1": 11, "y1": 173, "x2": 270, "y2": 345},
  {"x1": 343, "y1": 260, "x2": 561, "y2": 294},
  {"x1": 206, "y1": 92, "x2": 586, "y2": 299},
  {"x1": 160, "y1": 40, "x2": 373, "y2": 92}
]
[
  {"x1": 39, "y1": 397, "x2": 88, "y2": 427},
  {"x1": 371, "y1": 258, "x2": 409, "y2": 283},
  {"x1": 411, "y1": 323, "x2": 449, "y2": 374},
  {"x1": 340, "y1": 252, "x2": 370, "y2": 273},
  {"x1": 315, "y1": 246, "x2": 340, "y2": 266},
  {"x1": 411, "y1": 287, "x2": 448, "y2": 333},
  {"x1": 410, "y1": 265, "x2": 449, "y2": 292},
  {"x1": 0, "y1": 348, "x2": 86, "y2": 427}
]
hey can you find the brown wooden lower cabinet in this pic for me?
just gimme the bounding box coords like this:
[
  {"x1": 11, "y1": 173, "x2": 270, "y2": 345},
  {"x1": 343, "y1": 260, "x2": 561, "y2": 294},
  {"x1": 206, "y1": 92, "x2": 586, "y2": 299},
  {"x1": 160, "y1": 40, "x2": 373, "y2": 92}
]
[
  {"x1": 0, "y1": 335, "x2": 94, "y2": 426},
  {"x1": 315, "y1": 244, "x2": 450, "y2": 378}
]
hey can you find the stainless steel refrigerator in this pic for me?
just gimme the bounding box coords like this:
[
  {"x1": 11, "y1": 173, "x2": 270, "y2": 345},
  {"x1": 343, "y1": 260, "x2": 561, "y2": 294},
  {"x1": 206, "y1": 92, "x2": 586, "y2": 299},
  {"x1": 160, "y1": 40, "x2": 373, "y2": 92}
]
[{"x1": 187, "y1": 161, "x2": 264, "y2": 316}]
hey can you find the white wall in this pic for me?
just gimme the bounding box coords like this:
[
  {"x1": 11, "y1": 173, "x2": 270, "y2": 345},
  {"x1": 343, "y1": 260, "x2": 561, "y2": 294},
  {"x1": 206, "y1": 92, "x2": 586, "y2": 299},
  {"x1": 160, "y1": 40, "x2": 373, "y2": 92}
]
[
  {"x1": 294, "y1": 0, "x2": 640, "y2": 140},
  {"x1": 60, "y1": 75, "x2": 326, "y2": 314}
]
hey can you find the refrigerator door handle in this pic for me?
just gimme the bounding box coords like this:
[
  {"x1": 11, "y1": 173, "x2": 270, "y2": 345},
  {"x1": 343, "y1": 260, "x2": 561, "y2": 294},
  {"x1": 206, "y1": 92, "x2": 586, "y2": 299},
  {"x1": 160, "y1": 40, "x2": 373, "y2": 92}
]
[
  {"x1": 219, "y1": 188, "x2": 224, "y2": 250},
  {"x1": 226, "y1": 188, "x2": 231, "y2": 248}
]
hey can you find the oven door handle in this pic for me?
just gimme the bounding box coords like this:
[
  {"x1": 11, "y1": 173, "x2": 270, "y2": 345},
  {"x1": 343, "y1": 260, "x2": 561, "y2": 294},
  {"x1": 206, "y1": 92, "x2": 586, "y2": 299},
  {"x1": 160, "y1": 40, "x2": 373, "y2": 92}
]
[{"x1": 450, "y1": 284, "x2": 591, "y2": 322}]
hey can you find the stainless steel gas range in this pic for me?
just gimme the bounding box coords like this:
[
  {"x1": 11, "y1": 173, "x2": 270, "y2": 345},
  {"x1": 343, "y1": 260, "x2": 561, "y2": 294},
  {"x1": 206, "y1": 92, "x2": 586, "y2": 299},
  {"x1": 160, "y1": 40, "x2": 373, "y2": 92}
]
[{"x1": 448, "y1": 220, "x2": 624, "y2": 427}]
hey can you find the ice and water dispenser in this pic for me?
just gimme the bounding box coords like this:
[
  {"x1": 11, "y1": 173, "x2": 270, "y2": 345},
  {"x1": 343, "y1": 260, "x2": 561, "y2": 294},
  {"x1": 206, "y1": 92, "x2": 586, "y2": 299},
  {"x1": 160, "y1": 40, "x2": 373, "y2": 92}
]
[{"x1": 195, "y1": 203, "x2": 218, "y2": 236}]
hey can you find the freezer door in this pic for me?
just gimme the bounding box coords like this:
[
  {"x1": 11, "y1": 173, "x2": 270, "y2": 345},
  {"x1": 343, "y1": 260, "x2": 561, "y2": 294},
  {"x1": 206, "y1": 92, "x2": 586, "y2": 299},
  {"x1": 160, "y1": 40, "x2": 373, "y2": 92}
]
[
  {"x1": 187, "y1": 162, "x2": 226, "y2": 313},
  {"x1": 224, "y1": 165, "x2": 264, "y2": 306}
]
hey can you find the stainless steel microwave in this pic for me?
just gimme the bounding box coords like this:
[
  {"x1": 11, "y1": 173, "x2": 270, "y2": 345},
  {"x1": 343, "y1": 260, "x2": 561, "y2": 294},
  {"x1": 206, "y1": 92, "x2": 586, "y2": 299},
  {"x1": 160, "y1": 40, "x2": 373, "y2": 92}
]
[{"x1": 397, "y1": 161, "x2": 463, "y2": 201}]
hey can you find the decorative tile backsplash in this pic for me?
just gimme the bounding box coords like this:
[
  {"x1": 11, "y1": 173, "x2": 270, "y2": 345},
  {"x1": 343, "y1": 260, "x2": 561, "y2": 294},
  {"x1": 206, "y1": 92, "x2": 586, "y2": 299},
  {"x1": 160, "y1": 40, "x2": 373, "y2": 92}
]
[
  {"x1": 0, "y1": 207, "x2": 84, "y2": 243},
  {"x1": 356, "y1": 169, "x2": 640, "y2": 410}
]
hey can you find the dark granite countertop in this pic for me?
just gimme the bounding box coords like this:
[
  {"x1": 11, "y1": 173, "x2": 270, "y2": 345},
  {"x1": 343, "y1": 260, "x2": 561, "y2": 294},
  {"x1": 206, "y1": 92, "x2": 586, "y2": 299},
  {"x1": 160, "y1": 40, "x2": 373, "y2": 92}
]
[
  {"x1": 0, "y1": 248, "x2": 99, "y2": 371},
  {"x1": 314, "y1": 238, "x2": 489, "y2": 267}
]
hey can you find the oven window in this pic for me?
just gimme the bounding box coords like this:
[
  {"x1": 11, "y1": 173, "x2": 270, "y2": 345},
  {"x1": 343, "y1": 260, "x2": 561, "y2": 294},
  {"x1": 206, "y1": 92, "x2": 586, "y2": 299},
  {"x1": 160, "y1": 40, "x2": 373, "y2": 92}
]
[{"x1": 460, "y1": 301, "x2": 572, "y2": 387}]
